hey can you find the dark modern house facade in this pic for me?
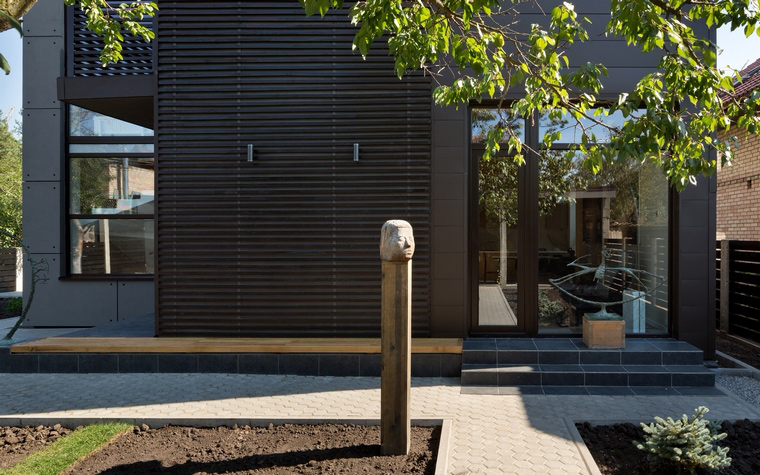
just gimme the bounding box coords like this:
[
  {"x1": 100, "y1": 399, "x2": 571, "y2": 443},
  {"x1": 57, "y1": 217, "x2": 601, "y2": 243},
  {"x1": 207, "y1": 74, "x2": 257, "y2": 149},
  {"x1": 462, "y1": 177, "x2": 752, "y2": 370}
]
[{"x1": 22, "y1": 0, "x2": 718, "y2": 356}]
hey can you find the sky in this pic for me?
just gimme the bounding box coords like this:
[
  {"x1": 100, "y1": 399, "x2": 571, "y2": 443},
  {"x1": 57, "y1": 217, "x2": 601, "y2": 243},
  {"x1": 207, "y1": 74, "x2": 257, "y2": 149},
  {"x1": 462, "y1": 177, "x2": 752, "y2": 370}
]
[
  {"x1": 0, "y1": 28, "x2": 23, "y2": 127},
  {"x1": 2, "y1": 19, "x2": 760, "y2": 132}
]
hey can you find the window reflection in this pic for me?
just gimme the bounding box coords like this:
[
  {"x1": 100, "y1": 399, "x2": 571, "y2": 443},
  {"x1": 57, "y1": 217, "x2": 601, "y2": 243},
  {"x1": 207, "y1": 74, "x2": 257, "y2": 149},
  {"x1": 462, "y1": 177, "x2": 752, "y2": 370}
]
[
  {"x1": 472, "y1": 106, "x2": 669, "y2": 335},
  {"x1": 472, "y1": 108, "x2": 524, "y2": 144},
  {"x1": 70, "y1": 219, "x2": 154, "y2": 275},
  {"x1": 478, "y1": 154, "x2": 519, "y2": 325},
  {"x1": 67, "y1": 106, "x2": 155, "y2": 276},
  {"x1": 538, "y1": 154, "x2": 669, "y2": 335},
  {"x1": 69, "y1": 144, "x2": 154, "y2": 154},
  {"x1": 538, "y1": 109, "x2": 643, "y2": 144},
  {"x1": 70, "y1": 158, "x2": 154, "y2": 215},
  {"x1": 70, "y1": 106, "x2": 153, "y2": 137}
]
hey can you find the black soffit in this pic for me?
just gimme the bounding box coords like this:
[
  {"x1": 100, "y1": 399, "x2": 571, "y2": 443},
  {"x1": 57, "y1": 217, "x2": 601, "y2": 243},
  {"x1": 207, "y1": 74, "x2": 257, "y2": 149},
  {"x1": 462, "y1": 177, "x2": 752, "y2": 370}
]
[{"x1": 57, "y1": 74, "x2": 155, "y2": 129}]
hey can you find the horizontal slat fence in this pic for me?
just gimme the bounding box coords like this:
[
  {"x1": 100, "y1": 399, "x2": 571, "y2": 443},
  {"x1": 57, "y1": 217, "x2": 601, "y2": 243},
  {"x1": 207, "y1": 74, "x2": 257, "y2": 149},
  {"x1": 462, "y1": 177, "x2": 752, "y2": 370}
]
[
  {"x1": 0, "y1": 248, "x2": 21, "y2": 293},
  {"x1": 716, "y1": 241, "x2": 721, "y2": 329},
  {"x1": 718, "y1": 240, "x2": 760, "y2": 343},
  {"x1": 156, "y1": 2, "x2": 432, "y2": 337}
]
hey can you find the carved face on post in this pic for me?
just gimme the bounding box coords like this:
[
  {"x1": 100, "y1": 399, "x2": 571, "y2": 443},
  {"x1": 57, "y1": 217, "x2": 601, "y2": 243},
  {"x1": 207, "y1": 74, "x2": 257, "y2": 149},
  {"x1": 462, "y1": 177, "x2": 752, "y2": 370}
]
[{"x1": 380, "y1": 220, "x2": 415, "y2": 262}]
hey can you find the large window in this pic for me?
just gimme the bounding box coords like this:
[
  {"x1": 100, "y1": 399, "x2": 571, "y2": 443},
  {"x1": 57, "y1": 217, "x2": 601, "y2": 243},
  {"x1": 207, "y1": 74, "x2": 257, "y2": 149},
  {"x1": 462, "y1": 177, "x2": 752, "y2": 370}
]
[
  {"x1": 535, "y1": 110, "x2": 668, "y2": 335},
  {"x1": 67, "y1": 106, "x2": 154, "y2": 275},
  {"x1": 473, "y1": 107, "x2": 669, "y2": 335}
]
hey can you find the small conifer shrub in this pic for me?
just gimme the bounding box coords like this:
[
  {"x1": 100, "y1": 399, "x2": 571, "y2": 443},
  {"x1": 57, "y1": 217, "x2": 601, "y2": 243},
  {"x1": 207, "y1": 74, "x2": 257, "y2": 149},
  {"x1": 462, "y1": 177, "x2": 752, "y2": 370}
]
[
  {"x1": 5, "y1": 297, "x2": 21, "y2": 315},
  {"x1": 635, "y1": 406, "x2": 731, "y2": 474}
]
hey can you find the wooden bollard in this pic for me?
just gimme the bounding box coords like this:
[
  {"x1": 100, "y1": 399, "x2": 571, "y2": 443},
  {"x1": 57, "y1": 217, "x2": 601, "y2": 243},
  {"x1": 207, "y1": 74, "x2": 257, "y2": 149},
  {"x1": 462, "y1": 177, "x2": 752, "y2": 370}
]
[{"x1": 380, "y1": 220, "x2": 414, "y2": 456}]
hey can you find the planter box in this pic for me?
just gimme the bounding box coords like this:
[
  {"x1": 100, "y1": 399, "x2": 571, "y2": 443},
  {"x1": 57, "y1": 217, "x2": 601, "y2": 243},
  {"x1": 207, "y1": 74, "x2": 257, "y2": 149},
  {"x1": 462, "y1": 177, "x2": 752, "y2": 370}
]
[
  {"x1": 582, "y1": 314, "x2": 625, "y2": 349},
  {"x1": 0, "y1": 248, "x2": 22, "y2": 292}
]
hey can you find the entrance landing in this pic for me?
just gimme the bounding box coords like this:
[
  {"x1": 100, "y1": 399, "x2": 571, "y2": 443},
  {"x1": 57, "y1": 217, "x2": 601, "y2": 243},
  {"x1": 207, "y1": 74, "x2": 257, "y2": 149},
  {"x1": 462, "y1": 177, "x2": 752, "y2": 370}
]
[{"x1": 461, "y1": 337, "x2": 718, "y2": 395}]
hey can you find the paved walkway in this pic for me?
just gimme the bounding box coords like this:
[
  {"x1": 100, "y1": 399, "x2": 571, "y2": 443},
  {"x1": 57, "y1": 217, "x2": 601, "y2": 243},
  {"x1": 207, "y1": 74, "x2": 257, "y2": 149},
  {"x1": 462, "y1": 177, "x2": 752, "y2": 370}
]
[
  {"x1": 478, "y1": 284, "x2": 517, "y2": 326},
  {"x1": 1, "y1": 373, "x2": 758, "y2": 474}
]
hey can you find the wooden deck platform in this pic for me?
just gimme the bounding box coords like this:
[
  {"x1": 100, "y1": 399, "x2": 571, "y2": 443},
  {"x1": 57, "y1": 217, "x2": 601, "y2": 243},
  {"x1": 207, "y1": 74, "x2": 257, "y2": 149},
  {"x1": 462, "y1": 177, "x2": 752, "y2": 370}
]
[{"x1": 11, "y1": 337, "x2": 463, "y2": 355}]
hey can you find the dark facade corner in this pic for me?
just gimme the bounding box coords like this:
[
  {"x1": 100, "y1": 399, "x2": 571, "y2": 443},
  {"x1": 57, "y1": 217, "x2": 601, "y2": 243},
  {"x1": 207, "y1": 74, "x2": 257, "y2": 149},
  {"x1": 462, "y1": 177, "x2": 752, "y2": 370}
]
[{"x1": 21, "y1": 0, "x2": 718, "y2": 354}]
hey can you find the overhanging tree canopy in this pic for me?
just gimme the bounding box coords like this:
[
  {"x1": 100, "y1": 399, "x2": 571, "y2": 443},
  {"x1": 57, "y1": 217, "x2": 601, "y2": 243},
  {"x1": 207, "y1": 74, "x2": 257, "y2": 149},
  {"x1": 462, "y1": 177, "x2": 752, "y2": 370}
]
[
  {"x1": 7, "y1": 0, "x2": 760, "y2": 190},
  {"x1": 0, "y1": 0, "x2": 34, "y2": 32},
  {"x1": 299, "y1": 0, "x2": 760, "y2": 191}
]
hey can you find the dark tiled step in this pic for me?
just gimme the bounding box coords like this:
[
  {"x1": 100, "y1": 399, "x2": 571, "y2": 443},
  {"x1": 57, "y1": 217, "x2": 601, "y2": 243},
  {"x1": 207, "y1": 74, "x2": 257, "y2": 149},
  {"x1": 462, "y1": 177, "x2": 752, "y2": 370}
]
[
  {"x1": 461, "y1": 363, "x2": 715, "y2": 387},
  {"x1": 462, "y1": 338, "x2": 705, "y2": 366},
  {"x1": 460, "y1": 385, "x2": 727, "y2": 396},
  {"x1": 0, "y1": 348, "x2": 462, "y2": 377}
]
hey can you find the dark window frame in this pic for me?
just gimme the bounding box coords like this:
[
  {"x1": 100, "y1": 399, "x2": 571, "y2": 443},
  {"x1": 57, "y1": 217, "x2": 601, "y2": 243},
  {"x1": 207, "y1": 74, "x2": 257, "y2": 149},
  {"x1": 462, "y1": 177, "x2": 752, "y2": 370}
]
[
  {"x1": 64, "y1": 106, "x2": 155, "y2": 279},
  {"x1": 469, "y1": 106, "x2": 672, "y2": 337}
]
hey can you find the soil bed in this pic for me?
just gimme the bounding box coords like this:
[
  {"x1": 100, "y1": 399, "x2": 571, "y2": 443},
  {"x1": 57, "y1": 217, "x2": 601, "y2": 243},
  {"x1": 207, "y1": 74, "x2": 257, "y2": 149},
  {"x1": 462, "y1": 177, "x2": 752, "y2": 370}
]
[
  {"x1": 577, "y1": 419, "x2": 760, "y2": 475},
  {"x1": 67, "y1": 423, "x2": 439, "y2": 474},
  {"x1": 717, "y1": 335, "x2": 760, "y2": 370},
  {"x1": 0, "y1": 424, "x2": 73, "y2": 469}
]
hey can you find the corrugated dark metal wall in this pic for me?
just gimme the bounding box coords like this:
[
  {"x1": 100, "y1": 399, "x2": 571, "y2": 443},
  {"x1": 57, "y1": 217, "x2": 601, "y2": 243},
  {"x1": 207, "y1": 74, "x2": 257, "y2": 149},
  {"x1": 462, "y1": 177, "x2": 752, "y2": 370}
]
[{"x1": 156, "y1": 1, "x2": 432, "y2": 336}]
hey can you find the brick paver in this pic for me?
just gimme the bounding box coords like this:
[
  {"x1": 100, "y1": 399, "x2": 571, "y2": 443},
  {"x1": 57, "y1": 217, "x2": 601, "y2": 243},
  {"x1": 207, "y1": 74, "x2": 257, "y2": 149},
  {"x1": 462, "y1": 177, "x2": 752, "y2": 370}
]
[{"x1": 0, "y1": 373, "x2": 757, "y2": 474}]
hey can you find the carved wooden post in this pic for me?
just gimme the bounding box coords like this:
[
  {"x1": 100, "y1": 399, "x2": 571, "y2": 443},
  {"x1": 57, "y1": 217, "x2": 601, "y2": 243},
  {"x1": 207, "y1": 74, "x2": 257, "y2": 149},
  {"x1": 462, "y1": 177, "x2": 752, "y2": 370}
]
[
  {"x1": 720, "y1": 239, "x2": 730, "y2": 334},
  {"x1": 380, "y1": 220, "x2": 414, "y2": 456}
]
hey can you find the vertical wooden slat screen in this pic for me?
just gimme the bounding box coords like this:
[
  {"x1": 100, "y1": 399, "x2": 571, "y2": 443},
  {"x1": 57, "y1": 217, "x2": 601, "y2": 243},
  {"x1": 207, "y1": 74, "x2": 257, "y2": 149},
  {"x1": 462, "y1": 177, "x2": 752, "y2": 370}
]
[{"x1": 156, "y1": 1, "x2": 432, "y2": 337}]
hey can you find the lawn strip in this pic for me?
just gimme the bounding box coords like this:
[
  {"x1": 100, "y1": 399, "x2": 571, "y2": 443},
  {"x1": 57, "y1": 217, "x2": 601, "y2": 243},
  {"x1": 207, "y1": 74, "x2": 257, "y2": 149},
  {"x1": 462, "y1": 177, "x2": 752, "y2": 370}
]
[{"x1": 0, "y1": 422, "x2": 133, "y2": 475}]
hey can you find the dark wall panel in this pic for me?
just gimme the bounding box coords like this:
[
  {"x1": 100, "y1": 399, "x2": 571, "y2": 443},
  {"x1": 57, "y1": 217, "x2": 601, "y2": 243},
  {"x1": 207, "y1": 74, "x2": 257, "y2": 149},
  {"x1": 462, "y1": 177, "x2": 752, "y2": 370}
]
[{"x1": 156, "y1": 2, "x2": 431, "y2": 337}]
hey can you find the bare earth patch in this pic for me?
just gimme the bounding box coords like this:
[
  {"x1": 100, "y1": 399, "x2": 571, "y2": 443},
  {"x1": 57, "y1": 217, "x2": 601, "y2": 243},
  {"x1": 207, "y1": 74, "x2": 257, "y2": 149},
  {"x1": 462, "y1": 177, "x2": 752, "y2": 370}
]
[
  {"x1": 66, "y1": 423, "x2": 439, "y2": 474},
  {"x1": 0, "y1": 424, "x2": 74, "y2": 469}
]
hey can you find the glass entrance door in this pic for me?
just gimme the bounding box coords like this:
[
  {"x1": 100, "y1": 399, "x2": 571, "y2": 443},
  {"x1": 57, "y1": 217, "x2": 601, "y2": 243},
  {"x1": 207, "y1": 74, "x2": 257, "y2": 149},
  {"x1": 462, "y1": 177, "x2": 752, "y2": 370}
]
[
  {"x1": 471, "y1": 109, "x2": 527, "y2": 332},
  {"x1": 470, "y1": 107, "x2": 671, "y2": 336},
  {"x1": 476, "y1": 151, "x2": 520, "y2": 328}
]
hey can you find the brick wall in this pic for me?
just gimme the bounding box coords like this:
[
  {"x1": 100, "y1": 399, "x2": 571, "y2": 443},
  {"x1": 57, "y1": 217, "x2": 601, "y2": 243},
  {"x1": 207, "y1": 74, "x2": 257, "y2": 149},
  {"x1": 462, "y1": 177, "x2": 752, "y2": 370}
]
[
  {"x1": 105, "y1": 164, "x2": 154, "y2": 199},
  {"x1": 717, "y1": 129, "x2": 760, "y2": 240}
]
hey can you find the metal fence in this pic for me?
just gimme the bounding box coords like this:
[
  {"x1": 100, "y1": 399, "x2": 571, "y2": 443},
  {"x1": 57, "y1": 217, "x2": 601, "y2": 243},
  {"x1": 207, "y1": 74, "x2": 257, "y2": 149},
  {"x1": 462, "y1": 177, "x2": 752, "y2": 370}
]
[{"x1": 717, "y1": 240, "x2": 760, "y2": 342}]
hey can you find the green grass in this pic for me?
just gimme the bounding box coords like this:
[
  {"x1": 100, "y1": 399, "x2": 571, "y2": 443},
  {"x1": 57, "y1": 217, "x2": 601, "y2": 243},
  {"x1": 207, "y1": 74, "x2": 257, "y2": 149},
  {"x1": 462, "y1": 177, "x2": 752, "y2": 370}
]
[{"x1": 0, "y1": 422, "x2": 133, "y2": 475}]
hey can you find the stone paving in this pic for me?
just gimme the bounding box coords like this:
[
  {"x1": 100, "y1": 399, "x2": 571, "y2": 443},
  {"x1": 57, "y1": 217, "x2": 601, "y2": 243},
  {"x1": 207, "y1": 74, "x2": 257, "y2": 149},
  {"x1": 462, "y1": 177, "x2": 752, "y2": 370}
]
[
  {"x1": 478, "y1": 284, "x2": 517, "y2": 326},
  {"x1": 0, "y1": 373, "x2": 759, "y2": 474}
]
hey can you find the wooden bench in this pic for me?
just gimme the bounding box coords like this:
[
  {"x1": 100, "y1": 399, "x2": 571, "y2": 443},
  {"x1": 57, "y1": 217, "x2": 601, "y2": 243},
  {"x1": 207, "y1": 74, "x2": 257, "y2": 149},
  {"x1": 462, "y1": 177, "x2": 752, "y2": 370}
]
[{"x1": 11, "y1": 337, "x2": 463, "y2": 355}]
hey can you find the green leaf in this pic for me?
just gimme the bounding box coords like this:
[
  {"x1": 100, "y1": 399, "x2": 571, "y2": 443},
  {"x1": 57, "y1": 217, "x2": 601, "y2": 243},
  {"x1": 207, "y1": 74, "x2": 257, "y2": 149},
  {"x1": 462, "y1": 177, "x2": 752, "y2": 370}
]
[
  {"x1": 0, "y1": 12, "x2": 23, "y2": 36},
  {"x1": 0, "y1": 53, "x2": 10, "y2": 75}
]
